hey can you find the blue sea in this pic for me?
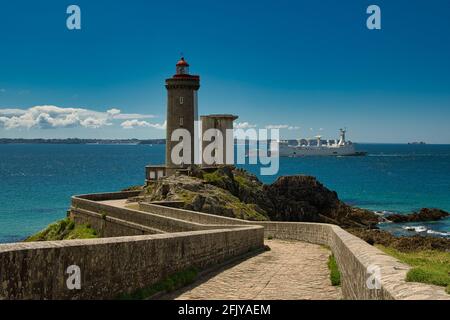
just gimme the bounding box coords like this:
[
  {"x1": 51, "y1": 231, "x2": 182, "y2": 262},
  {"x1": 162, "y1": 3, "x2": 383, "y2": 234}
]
[{"x1": 0, "y1": 143, "x2": 449, "y2": 243}]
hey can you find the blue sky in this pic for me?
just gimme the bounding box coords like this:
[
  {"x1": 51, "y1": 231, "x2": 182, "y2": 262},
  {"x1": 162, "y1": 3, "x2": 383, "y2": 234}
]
[{"x1": 0, "y1": 0, "x2": 449, "y2": 143}]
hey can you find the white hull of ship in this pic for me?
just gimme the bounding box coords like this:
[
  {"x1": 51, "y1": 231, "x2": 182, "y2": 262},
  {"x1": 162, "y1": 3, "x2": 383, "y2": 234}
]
[{"x1": 277, "y1": 144, "x2": 362, "y2": 157}]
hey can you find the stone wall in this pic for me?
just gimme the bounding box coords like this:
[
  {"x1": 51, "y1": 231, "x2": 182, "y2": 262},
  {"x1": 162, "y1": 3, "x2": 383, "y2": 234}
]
[
  {"x1": 1, "y1": 191, "x2": 448, "y2": 300},
  {"x1": 0, "y1": 192, "x2": 264, "y2": 299},
  {"x1": 138, "y1": 202, "x2": 450, "y2": 300},
  {"x1": 72, "y1": 207, "x2": 163, "y2": 237},
  {"x1": 76, "y1": 190, "x2": 142, "y2": 201},
  {"x1": 72, "y1": 196, "x2": 244, "y2": 234},
  {"x1": 139, "y1": 202, "x2": 246, "y2": 225},
  {"x1": 73, "y1": 196, "x2": 206, "y2": 233},
  {"x1": 0, "y1": 227, "x2": 264, "y2": 299}
]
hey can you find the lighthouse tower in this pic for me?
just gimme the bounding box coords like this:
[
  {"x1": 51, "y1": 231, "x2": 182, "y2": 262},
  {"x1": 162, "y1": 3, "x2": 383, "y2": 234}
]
[{"x1": 165, "y1": 57, "x2": 200, "y2": 172}]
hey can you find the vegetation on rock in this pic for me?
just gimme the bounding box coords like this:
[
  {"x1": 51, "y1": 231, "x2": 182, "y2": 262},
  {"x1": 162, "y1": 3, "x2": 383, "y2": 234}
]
[
  {"x1": 377, "y1": 245, "x2": 450, "y2": 293},
  {"x1": 141, "y1": 166, "x2": 380, "y2": 227},
  {"x1": 347, "y1": 228, "x2": 450, "y2": 252},
  {"x1": 349, "y1": 228, "x2": 449, "y2": 294},
  {"x1": 25, "y1": 218, "x2": 98, "y2": 241},
  {"x1": 142, "y1": 167, "x2": 269, "y2": 221}
]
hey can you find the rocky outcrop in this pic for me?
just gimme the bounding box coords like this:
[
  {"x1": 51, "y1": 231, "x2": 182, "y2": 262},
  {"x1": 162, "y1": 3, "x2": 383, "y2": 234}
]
[
  {"x1": 385, "y1": 208, "x2": 449, "y2": 223},
  {"x1": 141, "y1": 166, "x2": 380, "y2": 228},
  {"x1": 347, "y1": 228, "x2": 450, "y2": 252},
  {"x1": 142, "y1": 171, "x2": 269, "y2": 221},
  {"x1": 262, "y1": 175, "x2": 380, "y2": 228}
]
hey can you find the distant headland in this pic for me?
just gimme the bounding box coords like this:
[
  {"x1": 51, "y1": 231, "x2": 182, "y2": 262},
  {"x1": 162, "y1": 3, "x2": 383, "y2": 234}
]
[{"x1": 0, "y1": 138, "x2": 165, "y2": 145}]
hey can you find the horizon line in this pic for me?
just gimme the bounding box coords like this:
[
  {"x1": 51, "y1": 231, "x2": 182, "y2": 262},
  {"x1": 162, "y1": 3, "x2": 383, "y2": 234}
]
[{"x1": 0, "y1": 138, "x2": 448, "y2": 145}]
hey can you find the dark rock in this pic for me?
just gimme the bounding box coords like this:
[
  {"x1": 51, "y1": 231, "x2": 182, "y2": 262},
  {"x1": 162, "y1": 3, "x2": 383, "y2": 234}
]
[
  {"x1": 160, "y1": 184, "x2": 170, "y2": 197},
  {"x1": 347, "y1": 228, "x2": 450, "y2": 252},
  {"x1": 191, "y1": 194, "x2": 205, "y2": 211},
  {"x1": 262, "y1": 175, "x2": 380, "y2": 228},
  {"x1": 386, "y1": 208, "x2": 449, "y2": 223},
  {"x1": 141, "y1": 169, "x2": 381, "y2": 228}
]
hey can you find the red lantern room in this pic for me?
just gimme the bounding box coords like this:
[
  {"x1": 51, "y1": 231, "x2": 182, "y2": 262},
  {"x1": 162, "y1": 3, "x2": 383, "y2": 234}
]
[{"x1": 176, "y1": 57, "x2": 190, "y2": 75}]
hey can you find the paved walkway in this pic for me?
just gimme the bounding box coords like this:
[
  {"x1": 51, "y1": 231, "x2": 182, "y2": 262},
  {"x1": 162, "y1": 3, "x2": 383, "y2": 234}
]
[
  {"x1": 162, "y1": 240, "x2": 342, "y2": 300},
  {"x1": 99, "y1": 199, "x2": 129, "y2": 208}
]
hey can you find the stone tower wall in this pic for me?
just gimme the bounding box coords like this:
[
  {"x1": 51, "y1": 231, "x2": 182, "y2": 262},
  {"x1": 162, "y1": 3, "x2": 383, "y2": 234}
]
[
  {"x1": 201, "y1": 114, "x2": 237, "y2": 165},
  {"x1": 165, "y1": 77, "x2": 200, "y2": 171}
]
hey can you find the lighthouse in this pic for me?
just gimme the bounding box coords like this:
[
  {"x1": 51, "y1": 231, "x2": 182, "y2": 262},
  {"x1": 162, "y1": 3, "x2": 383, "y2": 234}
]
[
  {"x1": 165, "y1": 57, "x2": 200, "y2": 172},
  {"x1": 145, "y1": 56, "x2": 239, "y2": 183}
]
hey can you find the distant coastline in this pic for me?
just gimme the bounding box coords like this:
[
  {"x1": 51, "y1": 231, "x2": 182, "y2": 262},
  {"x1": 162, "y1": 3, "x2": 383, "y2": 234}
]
[
  {"x1": 0, "y1": 138, "x2": 165, "y2": 145},
  {"x1": 1, "y1": 138, "x2": 447, "y2": 145}
]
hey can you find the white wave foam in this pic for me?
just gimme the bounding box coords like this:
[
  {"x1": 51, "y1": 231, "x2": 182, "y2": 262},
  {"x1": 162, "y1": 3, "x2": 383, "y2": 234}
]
[
  {"x1": 402, "y1": 226, "x2": 427, "y2": 232},
  {"x1": 402, "y1": 225, "x2": 450, "y2": 237},
  {"x1": 426, "y1": 230, "x2": 450, "y2": 237}
]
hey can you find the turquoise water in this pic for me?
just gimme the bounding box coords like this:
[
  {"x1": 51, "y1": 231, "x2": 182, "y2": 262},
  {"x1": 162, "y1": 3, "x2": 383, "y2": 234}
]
[{"x1": 0, "y1": 143, "x2": 449, "y2": 243}]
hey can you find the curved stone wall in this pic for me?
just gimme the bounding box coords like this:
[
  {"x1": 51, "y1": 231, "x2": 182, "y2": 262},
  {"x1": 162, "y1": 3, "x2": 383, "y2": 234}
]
[
  {"x1": 139, "y1": 201, "x2": 450, "y2": 300},
  {"x1": 0, "y1": 191, "x2": 448, "y2": 300}
]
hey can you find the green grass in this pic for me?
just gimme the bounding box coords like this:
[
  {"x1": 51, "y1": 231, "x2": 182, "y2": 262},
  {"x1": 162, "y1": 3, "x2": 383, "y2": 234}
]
[
  {"x1": 118, "y1": 267, "x2": 198, "y2": 300},
  {"x1": 25, "y1": 218, "x2": 98, "y2": 241},
  {"x1": 377, "y1": 245, "x2": 450, "y2": 293},
  {"x1": 203, "y1": 170, "x2": 227, "y2": 185},
  {"x1": 222, "y1": 193, "x2": 268, "y2": 221},
  {"x1": 177, "y1": 190, "x2": 196, "y2": 203},
  {"x1": 327, "y1": 254, "x2": 341, "y2": 286}
]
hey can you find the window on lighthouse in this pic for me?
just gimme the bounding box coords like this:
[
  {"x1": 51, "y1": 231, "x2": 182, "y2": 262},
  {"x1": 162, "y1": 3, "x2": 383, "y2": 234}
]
[
  {"x1": 176, "y1": 57, "x2": 189, "y2": 74},
  {"x1": 177, "y1": 65, "x2": 188, "y2": 74},
  {"x1": 179, "y1": 117, "x2": 184, "y2": 127}
]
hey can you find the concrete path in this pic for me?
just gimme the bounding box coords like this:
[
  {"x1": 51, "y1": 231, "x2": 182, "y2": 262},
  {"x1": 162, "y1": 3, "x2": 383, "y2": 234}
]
[
  {"x1": 99, "y1": 199, "x2": 130, "y2": 208},
  {"x1": 161, "y1": 240, "x2": 342, "y2": 300}
]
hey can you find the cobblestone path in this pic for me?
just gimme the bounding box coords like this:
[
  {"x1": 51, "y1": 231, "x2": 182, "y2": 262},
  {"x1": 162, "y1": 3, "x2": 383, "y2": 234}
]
[{"x1": 162, "y1": 240, "x2": 342, "y2": 300}]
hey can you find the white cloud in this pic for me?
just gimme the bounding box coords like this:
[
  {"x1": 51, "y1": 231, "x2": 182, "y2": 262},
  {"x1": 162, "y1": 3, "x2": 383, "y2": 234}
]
[
  {"x1": 0, "y1": 108, "x2": 27, "y2": 116},
  {"x1": 121, "y1": 119, "x2": 166, "y2": 130},
  {"x1": 0, "y1": 105, "x2": 156, "y2": 130},
  {"x1": 106, "y1": 108, "x2": 121, "y2": 117},
  {"x1": 150, "y1": 120, "x2": 167, "y2": 130},
  {"x1": 234, "y1": 122, "x2": 257, "y2": 129},
  {"x1": 113, "y1": 113, "x2": 155, "y2": 120},
  {"x1": 107, "y1": 108, "x2": 154, "y2": 120},
  {"x1": 121, "y1": 120, "x2": 150, "y2": 129},
  {"x1": 264, "y1": 124, "x2": 300, "y2": 130},
  {"x1": 265, "y1": 124, "x2": 289, "y2": 129}
]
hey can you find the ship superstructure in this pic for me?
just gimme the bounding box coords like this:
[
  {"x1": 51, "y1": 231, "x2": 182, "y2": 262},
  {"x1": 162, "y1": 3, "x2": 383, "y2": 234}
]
[{"x1": 277, "y1": 129, "x2": 366, "y2": 157}]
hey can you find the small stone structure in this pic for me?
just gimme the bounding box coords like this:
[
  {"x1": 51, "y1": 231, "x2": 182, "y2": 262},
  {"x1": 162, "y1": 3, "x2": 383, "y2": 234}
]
[
  {"x1": 145, "y1": 165, "x2": 167, "y2": 183},
  {"x1": 201, "y1": 114, "x2": 238, "y2": 166}
]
